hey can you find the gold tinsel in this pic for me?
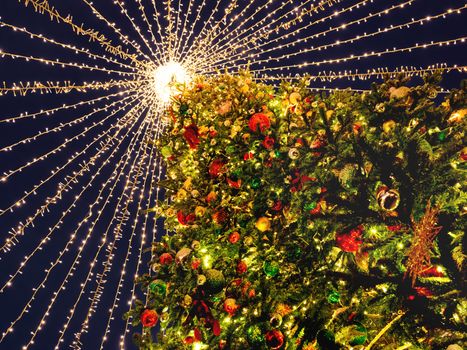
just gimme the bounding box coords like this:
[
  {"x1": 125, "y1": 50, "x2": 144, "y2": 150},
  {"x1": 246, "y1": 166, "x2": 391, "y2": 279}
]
[{"x1": 405, "y1": 202, "x2": 442, "y2": 286}]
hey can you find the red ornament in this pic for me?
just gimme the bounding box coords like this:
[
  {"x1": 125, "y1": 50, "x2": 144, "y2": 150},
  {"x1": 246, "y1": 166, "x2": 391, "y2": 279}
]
[
  {"x1": 223, "y1": 298, "x2": 239, "y2": 315},
  {"x1": 209, "y1": 158, "x2": 227, "y2": 178},
  {"x1": 262, "y1": 136, "x2": 275, "y2": 149},
  {"x1": 194, "y1": 328, "x2": 202, "y2": 341},
  {"x1": 212, "y1": 209, "x2": 228, "y2": 225},
  {"x1": 191, "y1": 258, "x2": 201, "y2": 270},
  {"x1": 183, "y1": 336, "x2": 194, "y2": 344},
  {"x1": 265, "y1": 329, "x2": 284, "y2": 349},
  {"x1": 213, "y1": 320, "x2": 221, "y2": 336},
  {"x1": 236, "y1": 261, "x2": 248, "y2": 274},
  {"x1": 183, "y1": 124, "x2": 200, "y2": 149},
  {"x1": 159, "y1": 253, "x2": 174, "y2": 265},
  {"x1": 336, "y1": 226, "x2": 363, "y2": 253},
  {"x1": 140, "y1": 309, "x2": 159, "y2": 327},
  {"x1": 271, "y1": 200, "x2": 283, "y2": 211},
  {"x1": 243, "y1": 151, "x2": 254, "y2": 160},
  {"x1": 248, "y1": 113, "x2": 271, "y2": 133},
  {"x1": 229, "y1": 231, "x2": 240, "y2": 243},
  {"x1": 227, "y1": 177, "x2": 242, "y2": 189},
  {"x1": 177, "y1": 210, "x2": 195, "y2": 225}
]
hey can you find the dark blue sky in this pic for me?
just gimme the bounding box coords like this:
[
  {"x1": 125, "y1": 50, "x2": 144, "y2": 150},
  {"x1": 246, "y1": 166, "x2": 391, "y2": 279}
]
[{"x1": 0, "y1": 0, "x2": 465, "y2": 349}]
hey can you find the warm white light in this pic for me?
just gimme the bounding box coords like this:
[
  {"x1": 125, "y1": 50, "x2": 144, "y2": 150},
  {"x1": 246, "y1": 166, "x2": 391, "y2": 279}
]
[{"x1": 152, "y1": 61, "x2": 191, "y2": 103}]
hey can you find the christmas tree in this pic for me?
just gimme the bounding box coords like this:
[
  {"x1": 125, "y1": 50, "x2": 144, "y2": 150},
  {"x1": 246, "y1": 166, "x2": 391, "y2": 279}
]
[{"x1": 126, "y1": 72, "x2": 466, "y2": 349}]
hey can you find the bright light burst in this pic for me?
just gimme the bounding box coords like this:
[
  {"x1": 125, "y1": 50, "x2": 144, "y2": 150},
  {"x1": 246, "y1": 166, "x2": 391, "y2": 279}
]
[
  {"x1": 152, "y1": 61, "x2": 192, "y2": 103},
  {"x1": 0, "y1": 0, "x2": 465, "y2": 349}
]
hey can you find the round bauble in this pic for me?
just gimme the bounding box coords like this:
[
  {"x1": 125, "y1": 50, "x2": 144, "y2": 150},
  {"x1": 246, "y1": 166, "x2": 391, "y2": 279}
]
[
  {"x1": 263, "y1": 260, "x2": 280, "y2": 277},
  {"x1": 288, "y1": 147, "x2": 300, "y2": 160},
  {"x1": 149, "y1": 279, "x2": 167, "y2": 296},
  {"x1": 256, "y1": 217, "x2": 271, "y2": 232},
  {"x1": 327, "y1": 290, "x2": 340, "y2": 304},
  {"x1": 205, "y1": 269, "x2": 226, "y2": 294}
]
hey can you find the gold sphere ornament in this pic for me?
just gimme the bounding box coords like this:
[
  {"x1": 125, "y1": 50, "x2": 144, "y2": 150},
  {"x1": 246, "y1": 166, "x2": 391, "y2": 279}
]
[
  {"x1": 289, "y1": 92, "x2": 301, "y2": 105},
  {"x1": 255, "y1": 217, "x2": 271, "y2": 232},
  {"x1": 382, "y1": 120, "x2": 396, "y2": 134}
]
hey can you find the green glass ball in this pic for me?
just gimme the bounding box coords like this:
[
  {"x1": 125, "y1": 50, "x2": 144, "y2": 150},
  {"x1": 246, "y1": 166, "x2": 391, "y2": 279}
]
[
  {"x1": 327, "y1": 290, "x2": 340, "y2": 304},
  {"x1": 246, "y1": 325, "x2": 264, "y2": 345},
  {"x1": 263, "y1": 260, "x2": 280, "y2": 277},
  {"x1": 438, "y1": 131, "x2": 447, "y2": 141},
  {"x1": 179, "y1": 103, "x2": 189, "y2": 115},
  {"x1": 349, "y1": 323, "x2": 368, "y2": 346},
  {"x1": 274, "y1": 150, "x2": 281, "y2": 158},
  {"x1": 205, "y1": 269, "x2": 225, "y2": 294},
  {"x1": 226, "y1": 145, "x2": 236, "y2": 154},
  {"x1": 149, "y1": 280, "x2": 167, "y2": 296},
  {"x1": 304, "y1": 201, "x2": 317, "y2": 211},
  {"x1": 250, "y1": 177, "x2": 261, "y2": 189}
]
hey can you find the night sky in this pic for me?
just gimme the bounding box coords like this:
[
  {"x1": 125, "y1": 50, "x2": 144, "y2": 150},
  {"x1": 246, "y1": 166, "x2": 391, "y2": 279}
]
[{"x1": 0, "y1": 0, "x2": 465, "y2": 349}]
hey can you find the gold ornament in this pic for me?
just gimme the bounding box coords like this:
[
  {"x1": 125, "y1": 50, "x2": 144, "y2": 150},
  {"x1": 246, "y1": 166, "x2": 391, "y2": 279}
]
[
  {"x1": 382, "y1": 120, "x2": 396, "y2": 133},
  {"x1": 448, "y1": 108, "x2": 466, "y2": 123},
  {"x1": 255, "y1": 217, "x2": 271, "y2": 232},
  {"x1": 289, "y1": 92, "x2": 301, "y2": 105}
]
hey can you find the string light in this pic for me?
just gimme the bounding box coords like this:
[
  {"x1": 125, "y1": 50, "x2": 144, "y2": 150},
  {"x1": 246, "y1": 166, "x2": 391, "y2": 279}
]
[{"x1": 0, "y1": 0, "x2": 465, "y2": 348}]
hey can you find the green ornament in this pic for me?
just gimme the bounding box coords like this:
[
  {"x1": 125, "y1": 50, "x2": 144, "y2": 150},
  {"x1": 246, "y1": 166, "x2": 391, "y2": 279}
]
[
  {"x1": 438, "y1": 131, "x2": 447, "y2": 141},
  {"x1": 327, "y1": 290, "x2": 340, "y2": 304},
  {"x1": 349, "y1": 323, "x2": 368, "y2": 346},
  {"x1": 304, "y1": 201, "x2": 317, "y2": 211},
  {"x1": 160, "y1": 146, "x2": 173, "y2": 158},
  {"x1": 179, "y1": 103, "x2": 189, "y2": 115},
  {"x1": 250, "y1": 177, "x2": 261, "y2": 189},
  {"x1": 246, "y1": 324, "x2": 264, "y2": 345},
  {"x1": 149, "y1": 280, "x2": 166, "y2": 296},
  {"x1": 263, "y1": 260, "x2": 280, "y2": 277},
  {"x1": 226, "y1": 145, "x2": 236, "y2": 154},
  {"x1": 215, "y1": 228, "x2": 222, "y2": 235},
  {"x1": 274, "y1": 150, "x2": 281, "y2": 158},
  {"x1": 204, "y1": 269, "x2": 225, "y2": 294},
  {"x1": 335, "y1": 322, "x2": 367, "y2": 346}
]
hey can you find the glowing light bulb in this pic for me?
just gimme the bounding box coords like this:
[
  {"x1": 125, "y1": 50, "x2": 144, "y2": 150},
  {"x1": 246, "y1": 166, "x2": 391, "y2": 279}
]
[{"x1": 152, "y1": 61, "x2": 191, "y2": 103}]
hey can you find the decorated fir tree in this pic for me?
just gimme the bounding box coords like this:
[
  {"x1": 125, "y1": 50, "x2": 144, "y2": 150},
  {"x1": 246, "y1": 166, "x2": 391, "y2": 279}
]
[{"x1": 126, "y1": 73, "x2": 466, "y2": 349}]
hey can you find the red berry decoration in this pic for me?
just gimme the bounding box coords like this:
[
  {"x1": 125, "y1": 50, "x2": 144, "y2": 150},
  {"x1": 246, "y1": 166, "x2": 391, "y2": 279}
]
[
  {"x1": 140, "y1": 309, "x2": 159, "y2": 327},
  {"x1": 265, "y1": 329, "x2": 284, "y2": 349},
  {"x1": 336, "y1": 226, "x2": 364, "y2": 253},
  {"x1": 223, "y1": 298, "x2": 239, "y2": 315},
  {"x1": 248, "y1": 113, "x2": 271, "y2": 133},
  {"x1": 262, "y1": 136, "x2": 275, "y2": 149},
  {"x1": 183, "y1": 124, "x2": 200, "y2": 149},
  {"x1": 159, "y1": 253, "x2": 174, "y2": 265},
  {"x1": 237, "y1": 260, "x2": 248, "y2": 274},
  {"x1": 229, "y1": 231, "x2": 240, "y2": 243},
  {"x1": 209, "y1": 158, "x2": 227, "y2": 178}
]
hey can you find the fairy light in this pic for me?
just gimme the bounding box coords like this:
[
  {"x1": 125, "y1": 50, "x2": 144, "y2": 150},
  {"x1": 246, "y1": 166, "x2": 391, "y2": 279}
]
[
  {"x1": 5, "y1": 95, "x2": 154, "y2": 349},
  {"x1": 0, "y1": 0, "x2": 465, "y2": 348}
]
